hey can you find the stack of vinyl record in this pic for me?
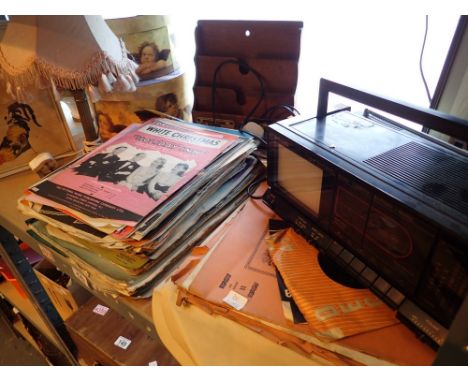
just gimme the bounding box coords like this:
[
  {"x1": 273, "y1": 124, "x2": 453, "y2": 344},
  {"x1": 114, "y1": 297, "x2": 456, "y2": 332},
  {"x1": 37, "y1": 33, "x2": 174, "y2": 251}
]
[
  {"x1": 18, "y1": 118, "x2": 263, "y2": 297},
  {"x1": 166, "y1": 192, "x2": 434, "y2": 365}
]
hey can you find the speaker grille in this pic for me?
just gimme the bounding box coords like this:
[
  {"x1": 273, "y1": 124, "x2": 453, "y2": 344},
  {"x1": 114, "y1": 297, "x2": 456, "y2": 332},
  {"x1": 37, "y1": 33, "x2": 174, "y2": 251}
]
[{"x1": 363, "y1": 141, "x2": 468, "y2": 215}]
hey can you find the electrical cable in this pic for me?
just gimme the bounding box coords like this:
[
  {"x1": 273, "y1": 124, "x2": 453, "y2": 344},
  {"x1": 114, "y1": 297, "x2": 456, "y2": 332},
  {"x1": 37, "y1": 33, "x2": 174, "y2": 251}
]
[
  {"x1": 211, "y1": 59, "x2": 265, "y2": 128},
  {"x1": 240, "y1": 65, "x2": 265, "y2": 126},
  {"x1": 211, "y1": 59, "x2": 240, "y2": 125},
  {"x1": 261, "y1": 104, "x2": 300, "y2": 122},
  {"x1": 246, "y1": 175, "x2": 267, "y2": 199},
  {"x1": 244, "y1": 103, "x2": 300, "y2": 147},
  {"x1": 420, "y1": 15, "x2": 432, "y2": 104}
]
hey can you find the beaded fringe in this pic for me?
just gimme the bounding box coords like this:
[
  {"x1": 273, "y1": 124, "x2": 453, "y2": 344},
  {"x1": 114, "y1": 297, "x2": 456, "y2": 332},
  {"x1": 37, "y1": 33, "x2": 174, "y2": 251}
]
[{"x1": 0, "y1": 39, "x2": 137, "y2": 91}]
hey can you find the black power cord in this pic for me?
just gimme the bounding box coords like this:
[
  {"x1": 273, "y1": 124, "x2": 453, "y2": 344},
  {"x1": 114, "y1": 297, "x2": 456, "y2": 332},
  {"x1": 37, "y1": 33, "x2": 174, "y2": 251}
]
[
  {"x1": 240, "y1": 103, "x2": 300, "y2": 147},
  {"x1": 211, "y1": 58, "x2": 265, "y2": 127},
  {"x1": 261, "y1": 104, "x2": 300, "y2": 122},
  {"x1": 210, "y1": 59, "x2": 301, "y2": 154},
  {"x1": 246, "y1": 175, "x2": 267, "y2": 199}
]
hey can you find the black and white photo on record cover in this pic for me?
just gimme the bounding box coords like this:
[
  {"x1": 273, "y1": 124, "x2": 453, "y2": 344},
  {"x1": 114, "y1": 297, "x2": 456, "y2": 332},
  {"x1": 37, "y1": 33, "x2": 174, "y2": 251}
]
[{"x1": 72, "y1": 144, "x2": 193, "y2": 200}]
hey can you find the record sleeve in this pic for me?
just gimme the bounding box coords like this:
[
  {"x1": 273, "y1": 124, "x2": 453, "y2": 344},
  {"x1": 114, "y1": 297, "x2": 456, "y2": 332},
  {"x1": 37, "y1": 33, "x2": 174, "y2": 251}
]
[{"x1": 267, "y1": 228, "x2": 398, "y2": 340}]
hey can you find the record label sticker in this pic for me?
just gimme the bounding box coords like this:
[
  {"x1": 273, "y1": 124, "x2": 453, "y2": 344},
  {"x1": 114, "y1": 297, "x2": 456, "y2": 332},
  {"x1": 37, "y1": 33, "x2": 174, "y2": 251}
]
[
  {"x1": 223, "y1": 290, "x2": 248, "y2": 310},
  {"x1": 114, "y1": 336, "x2": 132, "y2": 350},
  {"x1": 93, "y1": 304, "x2": 109, "y2": 316}
]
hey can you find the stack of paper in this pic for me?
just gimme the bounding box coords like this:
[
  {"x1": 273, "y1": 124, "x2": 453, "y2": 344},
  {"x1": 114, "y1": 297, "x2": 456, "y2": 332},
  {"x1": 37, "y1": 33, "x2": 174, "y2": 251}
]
[
  {"x1": 171, "y1": 189, "x2": 435, "y2": 365},
  {"x1": 18, "y1": 118, "x2": 263, "y2": 297}
]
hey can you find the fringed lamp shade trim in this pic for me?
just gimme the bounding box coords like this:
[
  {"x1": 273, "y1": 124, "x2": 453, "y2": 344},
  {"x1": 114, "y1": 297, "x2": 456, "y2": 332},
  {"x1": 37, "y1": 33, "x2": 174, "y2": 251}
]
[{"x1": 0, "y1": 39, "x2": 137, "y2": 90}]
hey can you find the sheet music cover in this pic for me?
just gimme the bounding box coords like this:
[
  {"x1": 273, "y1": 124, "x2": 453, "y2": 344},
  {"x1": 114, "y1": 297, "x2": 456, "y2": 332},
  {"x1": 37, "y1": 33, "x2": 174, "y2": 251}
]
[{"x1": 26, "y1": 118, "x2": 239, "y2": 225}]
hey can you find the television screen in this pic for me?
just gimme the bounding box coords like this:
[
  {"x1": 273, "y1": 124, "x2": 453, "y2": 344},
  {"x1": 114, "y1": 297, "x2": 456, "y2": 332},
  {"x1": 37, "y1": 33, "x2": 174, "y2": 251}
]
[{"x1": 277, "y1": 143, "x2": 323, "y2": 216}]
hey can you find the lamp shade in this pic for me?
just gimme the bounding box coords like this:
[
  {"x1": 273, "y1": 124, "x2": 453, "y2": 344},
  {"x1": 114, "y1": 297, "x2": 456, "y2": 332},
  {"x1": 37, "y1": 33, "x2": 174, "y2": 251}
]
[{"x1": 0, "y1": 15, "x2": 138, "y2": 92}]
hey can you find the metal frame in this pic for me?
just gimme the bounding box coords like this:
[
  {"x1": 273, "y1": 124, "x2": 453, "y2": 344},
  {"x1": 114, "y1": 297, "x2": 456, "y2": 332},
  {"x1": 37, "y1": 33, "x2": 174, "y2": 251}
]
[
  {"x1": 37, "y1": 244, "x2": 159, "y2": 340},
  {"x1": 0, "y1": 225, "x2": 77, "y2": 365},
  {"x1": 317, "y1": 78, "x2": 468, "y2": 142}
]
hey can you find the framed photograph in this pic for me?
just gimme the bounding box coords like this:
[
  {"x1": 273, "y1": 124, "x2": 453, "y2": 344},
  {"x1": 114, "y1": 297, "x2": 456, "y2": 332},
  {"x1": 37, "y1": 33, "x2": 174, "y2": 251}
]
[
  {"x1": 94, "y1": 71, "x2": 192, "y2": 142},
  {"x1": 0, "y1": 81, "x2": 76, "y2": 178},
  {"x1": 106, "y1": 16, "x2": 178, "y2": 82}
]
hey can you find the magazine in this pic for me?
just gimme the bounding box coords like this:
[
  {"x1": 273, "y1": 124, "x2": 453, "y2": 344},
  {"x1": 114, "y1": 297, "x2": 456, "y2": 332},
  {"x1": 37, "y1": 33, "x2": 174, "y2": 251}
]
[{"x1": 26, "y1": 118, "x2": 241, "y2": 225}]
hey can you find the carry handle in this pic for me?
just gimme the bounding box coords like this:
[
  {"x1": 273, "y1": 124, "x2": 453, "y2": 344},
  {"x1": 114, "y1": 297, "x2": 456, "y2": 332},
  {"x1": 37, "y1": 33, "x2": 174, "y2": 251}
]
[{"x1": 317, "y1": 78, "x2": 468, "y2": 141}]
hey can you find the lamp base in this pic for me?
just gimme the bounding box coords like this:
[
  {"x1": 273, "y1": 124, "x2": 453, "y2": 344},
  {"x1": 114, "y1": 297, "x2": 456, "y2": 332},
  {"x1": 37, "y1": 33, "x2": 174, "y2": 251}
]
[{"x1": 72, "y1": 89, "x2": 98, "y2": 143}]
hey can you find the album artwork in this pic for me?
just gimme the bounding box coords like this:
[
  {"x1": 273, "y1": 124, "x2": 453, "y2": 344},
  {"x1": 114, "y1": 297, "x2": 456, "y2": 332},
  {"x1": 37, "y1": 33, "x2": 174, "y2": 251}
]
[
  {"x1": 28, "y1": 118, "x2": 238, "y2": 224},
  {"x1": 106, "y1": 15, "x2": 177, "y2": 81},
  {"x1": 94, "y1": 72, "x2": 191, "y2": 142},
  {"x1": 0, "y1": 82, "x2": 76, "y2": 178}
]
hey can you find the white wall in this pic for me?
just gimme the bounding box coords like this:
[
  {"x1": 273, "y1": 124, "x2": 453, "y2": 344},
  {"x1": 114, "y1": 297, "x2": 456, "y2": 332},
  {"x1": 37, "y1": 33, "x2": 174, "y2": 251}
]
[{"x1": 170, "y1": 14, "x2": 459, "y2": 118}]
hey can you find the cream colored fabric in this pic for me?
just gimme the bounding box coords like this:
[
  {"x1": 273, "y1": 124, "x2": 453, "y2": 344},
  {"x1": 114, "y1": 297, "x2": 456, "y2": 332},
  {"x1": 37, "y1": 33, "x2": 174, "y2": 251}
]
[
  {"x1": 152, "y1": 279, "x2": 321, "y2": 366},
  {"x1": 0, "y1": 16, "x2": 136, "y2": 90}
]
